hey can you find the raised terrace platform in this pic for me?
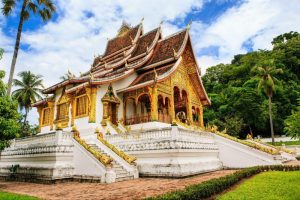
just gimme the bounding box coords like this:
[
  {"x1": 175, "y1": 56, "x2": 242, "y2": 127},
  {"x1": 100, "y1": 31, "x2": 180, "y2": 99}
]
[{"x1": 1, "y1": 123, "x2": 296, "y2": 183}]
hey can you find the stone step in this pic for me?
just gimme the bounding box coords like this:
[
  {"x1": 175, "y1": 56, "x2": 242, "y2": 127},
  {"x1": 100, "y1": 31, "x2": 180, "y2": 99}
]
[
  {"x1": 87, "y1": 142, "x2": 132, "y2": 178},
  {"x1": 115, "y1": 175, "x2": 134, "y2": 182}
]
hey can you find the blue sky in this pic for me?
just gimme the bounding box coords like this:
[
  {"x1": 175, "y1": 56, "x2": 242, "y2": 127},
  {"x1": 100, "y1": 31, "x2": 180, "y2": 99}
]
[{"x1": 0, "y1": 0, "x2": 300, "y2": 124}]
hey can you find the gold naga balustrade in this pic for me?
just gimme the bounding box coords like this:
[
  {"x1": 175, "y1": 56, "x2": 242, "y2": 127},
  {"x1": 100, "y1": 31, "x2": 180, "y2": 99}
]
[
  {"x1": 97, "y1": 133, "x2": 136, "y2": 164},
  {"x1": 73, "y1": 132, "x2": 113, "y2": 166}
]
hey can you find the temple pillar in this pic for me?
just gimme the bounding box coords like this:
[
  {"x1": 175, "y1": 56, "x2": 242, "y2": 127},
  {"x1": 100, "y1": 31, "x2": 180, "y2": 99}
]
[
  {"x1": 200, "y1": 105, "x2": 204, "y2": 128},
  {"x1": 37, "y1": 107, "x2": 43, "y2": 132},
  {"x1": 150, "y1": 85, "x2": 158, "y2": 121},
  {"x1": 101, "y1": 101, "x2": 109, "y2": 126},
  {"x1": 88, "y1": 87, "x2": 97, "y2": 123},
  {"x1": 186, "y1": 85, "x2": 193, "y2": 124},
  {"x1": 48, "y1": 102, "x2": 55, "y2": 130},
  {"x1": 69, "y1": 96, "x2": 75, "y2": 127}
]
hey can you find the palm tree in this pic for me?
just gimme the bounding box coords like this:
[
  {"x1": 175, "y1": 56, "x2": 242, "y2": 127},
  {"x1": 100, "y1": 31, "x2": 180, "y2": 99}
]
[
  {"x1": 12, "y1": 71, "x2": 44, "y2": 128},
  {"x1": 252, "y1": 59, "x2": 283, "y2": 145},
  {"x1": 2, "y1": 0, "x2": 56, "y2": 96}
]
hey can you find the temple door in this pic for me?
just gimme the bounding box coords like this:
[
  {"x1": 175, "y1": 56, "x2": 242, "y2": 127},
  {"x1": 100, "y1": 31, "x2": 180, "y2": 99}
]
[{"x1": 110, "y1": 103, "x2": 117, "y2": 125}]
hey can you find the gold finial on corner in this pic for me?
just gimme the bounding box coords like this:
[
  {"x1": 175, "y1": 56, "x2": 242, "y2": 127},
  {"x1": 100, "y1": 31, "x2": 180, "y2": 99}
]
[
  {"x1": 154, "y1": 68, "x2": 158, "y2": 83},
  {"x1": 186, "y1": 20, "x2": 192, "y2": 30},
  {"x1": 125, "y1": 60, "x2": 128, "y2": 68},
  {"x1": 173, "y1": 48, "x2": 177, "y2": 57},
  {"x1": 130, "y1": 36, "x2": 134, "y2": 44}
]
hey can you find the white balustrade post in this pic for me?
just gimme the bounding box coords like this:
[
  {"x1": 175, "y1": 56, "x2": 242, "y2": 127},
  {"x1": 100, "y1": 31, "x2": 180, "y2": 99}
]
[
  {"x1": 171, "y1": 125, "x2": 178, "y2": 140},
  {"x1": 56, "y1": 130, "x2": 63, "y2": 145}
]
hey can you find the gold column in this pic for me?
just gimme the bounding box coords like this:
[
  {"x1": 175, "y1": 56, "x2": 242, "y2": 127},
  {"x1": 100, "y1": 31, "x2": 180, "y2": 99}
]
[
  {"x1": 48, "y1": 102, "x2": 55, "y2": 130},
  {"x1": 150, "y1": 85, "x2": 158, "y2": 121},
  {"x1": 116, "y1": 103, "x2": 119, "y2": 122},
  {"x1": 170, "y1": 82, "x2": 176, "y2": 123},
  {"x1": 71, "y1": 97, "x2": 76, "y2": 126},
  {"x1": 101, "y1": 101, "x2": 109, "y2": 126},
  {"x1": 37, "y1": 107, "x2": 43, "y2": 132},
  {"x1": 200, "y1": 104, "x2": 204, "y2": 128},
  {"x1": 186, "y1": 84, "x2": 193, "y2": 124},
  {"x1": 89, "y1": 87, "x2": 97, "y2": 123}
]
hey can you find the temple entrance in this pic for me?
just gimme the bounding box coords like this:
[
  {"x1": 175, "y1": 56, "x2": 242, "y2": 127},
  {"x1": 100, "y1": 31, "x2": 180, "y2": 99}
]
[
  {"x1": 136, "y1": 94, "x2": 151, "y2": 123},
  {"x1": 101, "y1": 84, "x2": 120, "y2": 126},
  {"x1": 108, "y1": 102, "x2": 118, "y2": 125},
  {"x1": 173, "y1": 86, "x2": 188, "y2": 123}
]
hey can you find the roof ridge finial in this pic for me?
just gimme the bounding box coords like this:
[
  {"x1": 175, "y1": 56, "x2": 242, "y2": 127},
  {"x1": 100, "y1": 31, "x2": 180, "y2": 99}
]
[
  {"x1": 173, "y1": 48, "x2": 177, "y2": 57},
  {"x1": 186, "y1": 20, "x2": 192, "y2": 30},
  {"x1": 154, "y1": 68, "x2": 158, "y2": 83},
  {"x1": 159, "y1": 20, "x2": 164, "y2": 28},
  {"x1": 141, "y1": 17, "x2": 144, "y2": 24}
]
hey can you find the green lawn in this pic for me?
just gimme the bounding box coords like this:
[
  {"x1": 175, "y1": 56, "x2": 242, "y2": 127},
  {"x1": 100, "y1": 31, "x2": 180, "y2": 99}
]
[
  {"x1": 217, "y1": 171, "x2": 300, "y2": 200},
  {"x1": 0, "y1": 191, "x2": 40, "y2": 200},
  {"x1": 267, "y1": 140, "x2": 300, "y2": 146}
]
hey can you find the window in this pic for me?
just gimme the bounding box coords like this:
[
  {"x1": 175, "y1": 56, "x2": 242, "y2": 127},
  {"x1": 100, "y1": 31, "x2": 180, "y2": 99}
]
[
  {"x1": 42, "y1": 108, "x2": 51, "y2": 125},
  {"x1": 76, "y1": 95, "x2": 87, "y2": 117},
  {"x1": 57, "y1": 103, "x2": 68, "y2": 120}
]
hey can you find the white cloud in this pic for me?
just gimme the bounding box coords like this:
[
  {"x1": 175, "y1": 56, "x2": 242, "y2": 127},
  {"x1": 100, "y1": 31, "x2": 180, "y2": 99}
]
[
  {"x1": 192, "y1": 0, "x2": 300, "y2": 74},
  {"x1": 0, "y1": 0, "x2": 204, "y2": 124}
]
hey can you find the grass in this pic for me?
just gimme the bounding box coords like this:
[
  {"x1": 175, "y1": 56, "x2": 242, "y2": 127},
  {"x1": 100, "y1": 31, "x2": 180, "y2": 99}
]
[
  {"x1": 217, "y1": 171, "x2": 300, "y2": 200},
  {"x1": 267, "y1": 140, "x2": 300, "y2": 146},
  {"x1": 0, "y1": 191, "x2": 40, "y2": 200}
]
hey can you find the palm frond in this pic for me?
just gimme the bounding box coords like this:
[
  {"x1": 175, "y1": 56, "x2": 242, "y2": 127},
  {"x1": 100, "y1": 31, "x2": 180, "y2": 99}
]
[
  {"x1": 27, "y1": 2, "x2": 38, "y2": 13},
  {"x1": 1, "y1": 0, "x2": 16, "y2": 16}
]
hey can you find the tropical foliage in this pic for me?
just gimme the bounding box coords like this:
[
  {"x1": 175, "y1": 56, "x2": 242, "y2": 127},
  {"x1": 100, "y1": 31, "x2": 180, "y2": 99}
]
[
  {"x1": 1, "y1": 0, "x2": 56, "y2": 96},
  {"x1": 284, "y1": 99, "x2": 300, "y2": 139},
  {"x1": 0, "y1": 50, "x2": 20, "y2": 150},
  {"x1": 203, "y1": 32, "x2": 300, "y2": 139},
  {"x1": 12, "y1": 71, "x2": 43, "y2": 133}
]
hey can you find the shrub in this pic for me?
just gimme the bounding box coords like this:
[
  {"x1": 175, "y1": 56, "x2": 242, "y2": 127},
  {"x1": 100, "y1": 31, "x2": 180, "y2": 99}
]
[{"x1": 146, "y1": 165, "x2": 300, "y2": 200}]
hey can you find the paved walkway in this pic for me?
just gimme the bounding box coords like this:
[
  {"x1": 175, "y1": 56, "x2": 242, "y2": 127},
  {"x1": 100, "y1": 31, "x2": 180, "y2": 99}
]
[{"x1": 0, "y1": 170, "x2": 236, "y2": 200}]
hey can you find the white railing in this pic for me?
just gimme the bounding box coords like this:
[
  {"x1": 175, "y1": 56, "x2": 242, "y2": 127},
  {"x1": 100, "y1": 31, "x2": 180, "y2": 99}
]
[
  {"x1": 8, "y1": 131, "x2": 74, "y2": 149},
  {"x1": 105, "y1": 126, "x2": 214, "y2": 144}
]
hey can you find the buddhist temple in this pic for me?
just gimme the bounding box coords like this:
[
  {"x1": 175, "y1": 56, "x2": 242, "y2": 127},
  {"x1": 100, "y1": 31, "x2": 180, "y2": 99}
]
[
  {"x1": 1, "y1": 21, "x2": 292, "y2": 184},
  {"x1": 32, "y1": 20, "x2": 210, "y2": 134}
]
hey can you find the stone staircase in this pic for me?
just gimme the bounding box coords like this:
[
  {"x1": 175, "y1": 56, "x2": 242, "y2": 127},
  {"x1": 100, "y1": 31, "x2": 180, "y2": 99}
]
[{"x1": 88, "y1": 143, "x2": 134, "y2": 182}]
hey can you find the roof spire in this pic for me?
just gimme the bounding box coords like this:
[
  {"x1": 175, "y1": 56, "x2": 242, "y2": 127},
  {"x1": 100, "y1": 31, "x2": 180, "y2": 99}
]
[{"x1": 186, "y1": 20, "x2": 192, "y2": 30}]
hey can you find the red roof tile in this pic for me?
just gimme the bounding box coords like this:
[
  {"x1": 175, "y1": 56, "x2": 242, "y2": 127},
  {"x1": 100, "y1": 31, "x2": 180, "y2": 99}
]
[
  {"x1": 146, "y1": 30, "x2": 186, "y2": 65},
  {"x1": 131, "y1": 28, "x2": 159, "y2": 57},
  {"x1": 104, "y1": 25, "x2": 140, "y2": 56}
]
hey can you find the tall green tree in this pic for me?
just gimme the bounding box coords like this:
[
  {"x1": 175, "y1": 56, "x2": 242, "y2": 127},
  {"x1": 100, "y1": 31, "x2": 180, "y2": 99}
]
[
  {"x1": 1, "y1": 0, "x2": 56, "y2": 96},
  {"x1": 284, "y1": 99, "x2": 300, "y2": 139},
  {"x1": 0, "y1": 50, "x2": 20, "y2": 150},
  {"x1": 12, "y1": 71, "x2": 43, "y2": 130},
  {"x1": 251, "y1": 59, "x2": 283, "y2": 145}
]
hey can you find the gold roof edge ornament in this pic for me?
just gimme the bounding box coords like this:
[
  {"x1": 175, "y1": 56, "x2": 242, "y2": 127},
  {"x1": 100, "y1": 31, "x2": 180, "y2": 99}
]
[
  {"x1": 173, "y1": 48, "x2": 178, "y2": 58},
  {"x1": 129, "y1": 36, "x2": 134, "y2": 44},
  {"x1": 154, "y1": 68, "x2": 158, "y2": 84}
]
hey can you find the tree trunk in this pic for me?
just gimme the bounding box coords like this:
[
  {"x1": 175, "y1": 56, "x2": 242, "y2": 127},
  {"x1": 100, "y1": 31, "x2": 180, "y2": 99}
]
[
  {"x1": 22, "y1": 108, "x2": 29, "y2": 135},
  {"x1": 6, "y1": 0, "x2": 26, "y2": 96},
  {"x1": 268, "y1": 95, "x2": 275, "y2": 145}
]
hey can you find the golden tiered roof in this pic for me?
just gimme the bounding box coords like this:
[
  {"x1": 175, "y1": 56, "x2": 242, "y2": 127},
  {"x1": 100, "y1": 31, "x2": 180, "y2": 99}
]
[{"x1": 37, "y1": 21, "x2": 210, "y2": 106}]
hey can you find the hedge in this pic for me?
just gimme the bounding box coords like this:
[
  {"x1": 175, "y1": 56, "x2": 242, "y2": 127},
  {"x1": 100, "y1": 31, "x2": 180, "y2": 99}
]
[{"x1": 146, "y1": 165, "x2": 300, "y2": 200}]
